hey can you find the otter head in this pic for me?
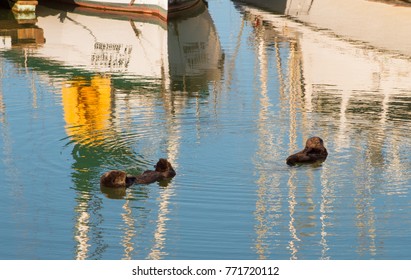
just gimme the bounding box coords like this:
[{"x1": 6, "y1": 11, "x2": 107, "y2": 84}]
[
  {"x1": 154, "y1": 158, "x2": 176, "y2": 178},
  {"x1": 100, "y1": 170, "x2": 136, "y2": 188},
  {"x1": 305, "y1": 137, "x2": 326, "y2": 151}
]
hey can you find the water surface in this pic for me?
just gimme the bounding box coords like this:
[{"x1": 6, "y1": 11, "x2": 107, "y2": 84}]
[{"x1": 0, "y1": 0, "x2": 410, "y2": 259}]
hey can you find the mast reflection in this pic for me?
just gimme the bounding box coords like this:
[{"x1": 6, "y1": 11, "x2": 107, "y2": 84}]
[{"x1": 252, "y1": 16, "x2": 282, "y2": 259}]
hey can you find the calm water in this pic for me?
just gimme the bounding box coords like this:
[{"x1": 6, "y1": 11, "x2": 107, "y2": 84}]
[{"x1": 1, "y1": 0, "x2": 410, "y2": 260}]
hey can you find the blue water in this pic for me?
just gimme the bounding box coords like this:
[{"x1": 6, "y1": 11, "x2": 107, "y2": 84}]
[{"x1": 1, "y1": 1, "x2": 410, "y2": 259}]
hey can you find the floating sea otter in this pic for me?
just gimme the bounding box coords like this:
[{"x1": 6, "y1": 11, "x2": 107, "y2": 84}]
[
  {"x1": 100, "y1": 158, "x2": 176, "y2": 188},
  {"x1": 286, "y1": 137, "x2": 328, "y2": 166}
]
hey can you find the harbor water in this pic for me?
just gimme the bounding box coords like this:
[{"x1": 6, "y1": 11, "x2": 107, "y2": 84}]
[{"x1": 0, "y1": 0, "x2": 410, "y2": 259}]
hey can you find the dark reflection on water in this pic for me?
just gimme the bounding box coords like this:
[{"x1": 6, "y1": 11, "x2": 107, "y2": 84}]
[{"x1": 1, "y1": 0, "x2": 411, "y2": 259}]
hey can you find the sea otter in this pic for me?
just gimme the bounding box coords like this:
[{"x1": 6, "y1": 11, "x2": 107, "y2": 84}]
[
  {"x1": 100, "y1": 158, "x2": 176, "y2": 188},
  {"x1": 286, "y1": 137, "x2": 328, "y2": 166}
]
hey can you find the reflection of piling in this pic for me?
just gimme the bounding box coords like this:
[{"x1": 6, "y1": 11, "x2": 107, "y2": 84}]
[
  {"x1": 0, "y1": 10, "x2": 44, "y2": 48},
  {"x1": 7, "y1": 0, "x2": 37, "y2": 13}
]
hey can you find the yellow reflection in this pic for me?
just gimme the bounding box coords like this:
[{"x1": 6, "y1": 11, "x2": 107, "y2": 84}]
[
  {"x1": 61, "y1": 75, "x2": 112, "y2": 145},
  {"x1": 62, "y1": 75, "x2": 112, "y2": 260}
]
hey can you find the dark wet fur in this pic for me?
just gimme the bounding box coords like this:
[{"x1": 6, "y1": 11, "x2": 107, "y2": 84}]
[
  {"x1": 286, "y1": 137, "x2": 328, "y2": 166},
  {"x1": 135, "y1": 158, "x2": 176, "y2": 184},
  {"x1": 100, "y1": 158, "x2": 176, "y2": 188}
]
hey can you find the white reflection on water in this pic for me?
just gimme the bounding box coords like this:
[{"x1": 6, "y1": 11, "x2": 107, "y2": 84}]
[
  {"x1": 74, "y1": 200, "x2": 91, "y2": 260},
  {"x1": 147, "y1": 186, "x2": 175, "y2": 259},
  {"x1": 319, "y1": 165, "x2": 333, "y2": 260},
  {"x1": 253, "y1": 25, "x2": 283, "y2": 259},
  {"x1": 147, "y1": 89, "x2": 180, "y2": 260}
]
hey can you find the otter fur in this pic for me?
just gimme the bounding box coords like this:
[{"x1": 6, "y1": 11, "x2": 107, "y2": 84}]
[
  {"x1": 100, "y1": 158, "x2": 176, "y2": 188},
  {"x1": 286, "y1": 137, "x2": 328, "y2": 166}
]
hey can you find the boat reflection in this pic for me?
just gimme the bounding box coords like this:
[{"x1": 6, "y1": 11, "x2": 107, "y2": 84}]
[
  {"x1": 234, "y1": 0, "x2": 411, "y2": 57},
  {"x1": 31, "y1": 2, "x2": 223, "y2": 89}
]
